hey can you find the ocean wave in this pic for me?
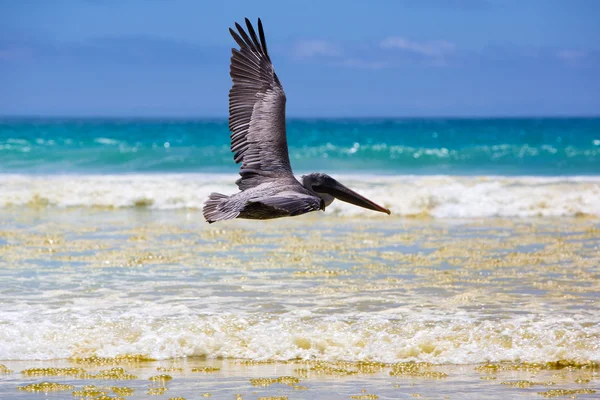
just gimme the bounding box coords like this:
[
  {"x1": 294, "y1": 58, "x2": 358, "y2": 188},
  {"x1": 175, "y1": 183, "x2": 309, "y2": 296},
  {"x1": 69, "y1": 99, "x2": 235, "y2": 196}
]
[
  {"x1": 0, "y1": 309, "x2": 597, "y2": 364},
  {"x1": 0, "y1": 174, "x2": 599, "y2": 218},
  {"x1": 1, "y1": 142, "x2": 599, "y2": 175}
]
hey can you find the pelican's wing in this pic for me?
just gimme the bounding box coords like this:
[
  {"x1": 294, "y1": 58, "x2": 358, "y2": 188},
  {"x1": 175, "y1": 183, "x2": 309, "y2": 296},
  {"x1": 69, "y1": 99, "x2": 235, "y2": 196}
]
[
  {"x1": 229, "y1": 18, "x2": 292, "y2": 190},
  {"x1": 252, "y1": 192, "x2": 322, "y2": 216}
]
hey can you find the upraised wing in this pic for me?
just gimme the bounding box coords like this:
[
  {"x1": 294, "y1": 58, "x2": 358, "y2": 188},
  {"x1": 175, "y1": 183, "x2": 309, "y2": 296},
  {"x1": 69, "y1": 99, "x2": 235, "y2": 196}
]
[{"x1": 228, "y1": 18, "x2": 293, "y2": 190}]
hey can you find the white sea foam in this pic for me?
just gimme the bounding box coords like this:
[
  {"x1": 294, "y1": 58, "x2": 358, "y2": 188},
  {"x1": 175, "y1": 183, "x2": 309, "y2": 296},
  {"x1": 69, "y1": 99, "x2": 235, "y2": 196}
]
[
  {"x1": 93, "y1": 137, "x2": 121, "y2": 145},
  {"x1": 0, "y1": 173, "x2": 599, "y2": 218},
  {"x1": 1, "y1": 305, "x2": 598, "y2": 363}
]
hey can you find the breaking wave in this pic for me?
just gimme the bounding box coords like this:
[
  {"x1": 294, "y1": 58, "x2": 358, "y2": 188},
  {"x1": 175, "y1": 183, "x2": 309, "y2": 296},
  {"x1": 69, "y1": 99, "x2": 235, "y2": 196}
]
[
  {"x1": 1, "y1": 173, "x2": 599, "y2": 218},
  {"x1": 1, "y1": 306, "x2": 598, "y2": 363}
]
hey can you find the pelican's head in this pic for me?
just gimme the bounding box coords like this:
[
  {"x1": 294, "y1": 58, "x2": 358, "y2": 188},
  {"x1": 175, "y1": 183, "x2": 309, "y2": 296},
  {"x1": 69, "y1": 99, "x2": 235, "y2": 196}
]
[{"x1": 301, "y1": 173, "x2": 391, "y2": 215}]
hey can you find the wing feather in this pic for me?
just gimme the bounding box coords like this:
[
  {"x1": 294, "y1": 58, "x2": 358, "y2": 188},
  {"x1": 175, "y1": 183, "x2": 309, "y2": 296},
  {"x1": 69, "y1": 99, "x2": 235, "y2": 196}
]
[
  {"x1": 235, "y1": 22, "x2": 259, "y2": 53},
  {"x1": 257, "y1": 19, "x2": 271, "y2": 62},
  {"x1": 229, "y1": 28, "x2": 248, "y2": 50},
  {"x1": 253, "y1": 193, "x2": 322, "y2": 216},
  {"x1": 228, "y1": 18, "x2": 292, "y2": 190}
]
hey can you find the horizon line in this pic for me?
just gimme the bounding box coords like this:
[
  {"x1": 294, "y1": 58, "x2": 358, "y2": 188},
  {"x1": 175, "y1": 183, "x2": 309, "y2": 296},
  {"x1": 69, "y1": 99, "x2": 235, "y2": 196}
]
[{"x1": 1, "y1": 114, "x2": 599, "y2": 120}]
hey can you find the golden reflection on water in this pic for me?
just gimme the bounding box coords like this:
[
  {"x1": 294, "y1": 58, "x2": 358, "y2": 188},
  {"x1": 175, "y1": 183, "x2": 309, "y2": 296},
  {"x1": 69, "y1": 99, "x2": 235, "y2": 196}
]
[{"x1": 0, "y1": 356, "x2": 597, "y2": 399}]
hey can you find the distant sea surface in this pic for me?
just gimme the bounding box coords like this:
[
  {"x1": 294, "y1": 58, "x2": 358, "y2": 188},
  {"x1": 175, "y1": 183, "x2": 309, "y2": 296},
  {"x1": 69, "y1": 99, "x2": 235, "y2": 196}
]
[
  {"x1": 1, "y1": 117, "x2": 599, "y2": 175},
  {"x1": 1, "y1": 117, "x2": 599, "y2": 217}
]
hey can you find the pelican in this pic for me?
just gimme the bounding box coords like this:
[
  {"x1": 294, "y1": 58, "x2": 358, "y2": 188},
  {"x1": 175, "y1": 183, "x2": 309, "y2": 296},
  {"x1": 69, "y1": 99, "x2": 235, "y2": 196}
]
[{"x1": 203, "y1": 18, "x2": 391, "y2": 223}]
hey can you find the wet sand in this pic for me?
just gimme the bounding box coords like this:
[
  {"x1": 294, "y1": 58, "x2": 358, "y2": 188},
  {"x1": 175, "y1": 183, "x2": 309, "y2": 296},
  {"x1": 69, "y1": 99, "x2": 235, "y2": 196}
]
[{"x1": 1, "y1": 357, "x2": 598, "y2": 399}]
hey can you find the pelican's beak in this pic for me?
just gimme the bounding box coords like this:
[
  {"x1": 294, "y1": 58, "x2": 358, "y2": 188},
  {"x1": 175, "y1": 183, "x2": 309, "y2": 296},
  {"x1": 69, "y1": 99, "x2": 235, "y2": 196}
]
[{"x1": 314, "y1": 179, "x2": 391, "y2": 215}]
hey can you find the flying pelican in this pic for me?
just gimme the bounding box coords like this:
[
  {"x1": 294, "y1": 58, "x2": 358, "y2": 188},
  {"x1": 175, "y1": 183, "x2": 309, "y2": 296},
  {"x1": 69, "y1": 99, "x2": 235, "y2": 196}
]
[{"x1": 203, "y1": 18, "x2": 391, "y2": 223}]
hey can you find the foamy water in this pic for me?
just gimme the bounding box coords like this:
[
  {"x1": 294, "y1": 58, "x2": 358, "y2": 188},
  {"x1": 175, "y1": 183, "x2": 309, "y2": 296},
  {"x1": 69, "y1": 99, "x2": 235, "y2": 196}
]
[
  {"x1": 1, "y1": 173, "x2": 600, "y2": 218},
  {"x1": 1, "y1": 304, "x2": 598, "y2": 364},
  {"x1": 0, "y1": 210, "x2": 598, "y2": 365}
]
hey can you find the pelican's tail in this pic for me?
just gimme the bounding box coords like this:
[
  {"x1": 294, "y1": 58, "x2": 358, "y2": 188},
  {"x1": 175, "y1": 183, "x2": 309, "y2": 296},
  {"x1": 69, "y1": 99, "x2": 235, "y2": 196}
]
[{"x1": 203, "y1": 193, "x2": 239, "y2": 223}]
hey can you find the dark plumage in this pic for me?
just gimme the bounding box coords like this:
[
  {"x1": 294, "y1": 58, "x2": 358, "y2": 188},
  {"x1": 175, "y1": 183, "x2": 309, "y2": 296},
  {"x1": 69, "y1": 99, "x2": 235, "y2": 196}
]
[{"x1": 203, "y1": 18, "x2": 390, "y2": 223}]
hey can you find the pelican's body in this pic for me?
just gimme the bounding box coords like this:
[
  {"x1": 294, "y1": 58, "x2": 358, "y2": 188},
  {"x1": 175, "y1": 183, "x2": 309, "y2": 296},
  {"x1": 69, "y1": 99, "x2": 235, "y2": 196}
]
[
  {"x1": 206, "y1": 178, "x2": 321, "y2": 221},
  {"x1": 203, "y1": 19, "x2": 390, "y2": 223}
]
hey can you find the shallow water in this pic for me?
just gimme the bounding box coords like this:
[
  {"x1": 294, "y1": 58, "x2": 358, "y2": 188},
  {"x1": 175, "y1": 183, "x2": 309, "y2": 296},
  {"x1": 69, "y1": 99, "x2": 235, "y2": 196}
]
[
  {"x1": 0, "y1": 208, "x2": 598, "y2": 398},
  {"x1": 1, "y1": 358, "x2": 597, "y2": 399}
]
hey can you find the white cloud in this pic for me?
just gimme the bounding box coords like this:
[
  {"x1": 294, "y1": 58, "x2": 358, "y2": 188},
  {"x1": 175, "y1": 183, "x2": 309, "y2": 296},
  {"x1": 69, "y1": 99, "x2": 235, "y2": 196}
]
[
  {"x1": 334, "y1": 58, "x2": 388, "y2": 70},
  {"x1": 380, "y1": 36, "x2": 456, "y2": 57},
  {"x1": 292, "y1": 39, "x2": 342, "y2": 59},
  {"x1": 556, "y1": 49, "x2": 587, "y2": 64}
]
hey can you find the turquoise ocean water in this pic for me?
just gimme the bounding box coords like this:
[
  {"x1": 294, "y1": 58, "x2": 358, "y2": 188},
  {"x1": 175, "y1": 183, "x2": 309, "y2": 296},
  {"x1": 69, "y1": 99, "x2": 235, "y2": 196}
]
[{"x1": 1, "y1": 117, "x2": 599, "y2": 175}]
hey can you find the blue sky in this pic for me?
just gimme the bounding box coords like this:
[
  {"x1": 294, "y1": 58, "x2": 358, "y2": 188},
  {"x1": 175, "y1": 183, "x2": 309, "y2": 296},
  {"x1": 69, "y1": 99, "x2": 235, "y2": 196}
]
[{"x1": 1, "y1": 0, "x2": 599, "y2": 117}]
